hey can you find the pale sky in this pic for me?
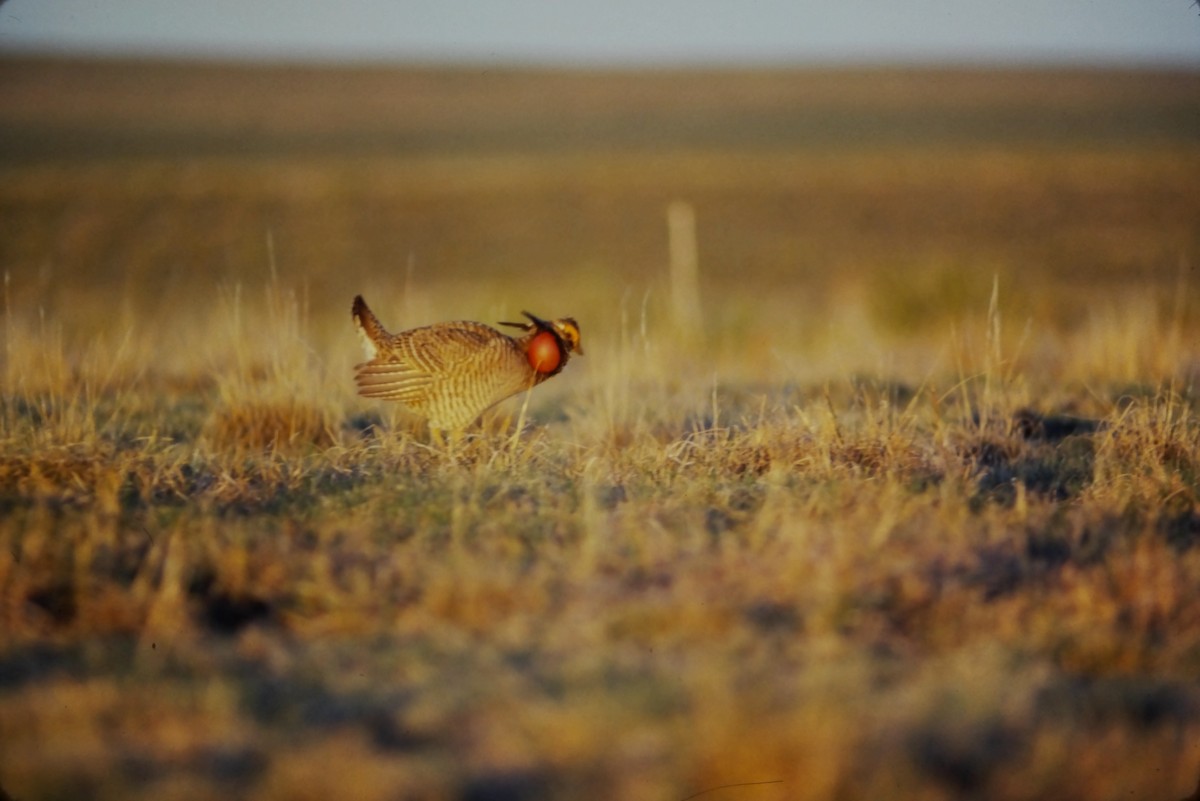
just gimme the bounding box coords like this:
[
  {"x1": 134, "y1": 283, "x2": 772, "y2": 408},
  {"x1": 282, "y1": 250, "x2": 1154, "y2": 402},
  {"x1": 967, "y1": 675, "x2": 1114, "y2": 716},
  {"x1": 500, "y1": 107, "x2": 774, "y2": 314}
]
[{"x1": 0, "y1": 0, "x2": 1197, "y2": 65}]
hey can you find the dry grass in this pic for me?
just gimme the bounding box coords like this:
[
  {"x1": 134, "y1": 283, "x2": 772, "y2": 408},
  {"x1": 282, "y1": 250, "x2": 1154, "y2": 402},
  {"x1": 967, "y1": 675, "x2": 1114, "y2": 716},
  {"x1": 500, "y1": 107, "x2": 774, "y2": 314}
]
[{"x1": 1, "y1": 59, "x2": 1199, "y2": 801}]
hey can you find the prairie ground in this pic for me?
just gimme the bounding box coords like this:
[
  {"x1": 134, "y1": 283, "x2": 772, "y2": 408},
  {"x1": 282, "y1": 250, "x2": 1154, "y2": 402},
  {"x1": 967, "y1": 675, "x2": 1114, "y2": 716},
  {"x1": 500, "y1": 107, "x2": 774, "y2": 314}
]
[{"x1": 1, "y1": 59, "x2": 1199, "y2": 801}]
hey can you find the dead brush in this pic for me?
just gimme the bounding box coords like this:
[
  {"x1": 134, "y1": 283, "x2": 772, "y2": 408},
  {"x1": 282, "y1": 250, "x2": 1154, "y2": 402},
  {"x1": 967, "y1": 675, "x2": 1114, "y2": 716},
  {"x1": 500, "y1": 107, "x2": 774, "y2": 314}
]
[
  {"x1": 203, "y1": 395, "x2": 337, "y2": 453},
  {"x1": 198, "y1": 257, "x2": 342, "y2": 454},
  {"x1": 1091, "y1": 394, "x2": 1199, "y2": 502},
  {"x1": 0, "y1": 444, "x2": 139, "y2": 512}
]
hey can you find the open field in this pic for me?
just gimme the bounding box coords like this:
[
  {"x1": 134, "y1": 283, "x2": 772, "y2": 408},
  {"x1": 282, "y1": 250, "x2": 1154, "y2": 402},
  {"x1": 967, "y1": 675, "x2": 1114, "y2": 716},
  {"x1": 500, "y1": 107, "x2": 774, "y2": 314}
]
[{"x1": 1, "y1": 58, "x2": 1200, "y2": 800}]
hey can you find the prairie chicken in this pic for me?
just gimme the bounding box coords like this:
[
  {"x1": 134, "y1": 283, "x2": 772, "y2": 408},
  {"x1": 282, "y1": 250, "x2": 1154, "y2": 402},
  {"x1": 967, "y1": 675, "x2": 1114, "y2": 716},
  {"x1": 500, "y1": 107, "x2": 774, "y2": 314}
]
[{"x1": 352, "y1": 295, "x2": 583, "y2": 432}]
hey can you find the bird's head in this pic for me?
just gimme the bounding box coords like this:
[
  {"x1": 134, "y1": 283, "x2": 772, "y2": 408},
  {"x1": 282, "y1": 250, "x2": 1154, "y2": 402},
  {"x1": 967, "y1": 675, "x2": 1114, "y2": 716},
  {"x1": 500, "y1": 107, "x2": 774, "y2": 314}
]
[{"x1": 500, "y1": 312, "x2": 584, "y2": 356}]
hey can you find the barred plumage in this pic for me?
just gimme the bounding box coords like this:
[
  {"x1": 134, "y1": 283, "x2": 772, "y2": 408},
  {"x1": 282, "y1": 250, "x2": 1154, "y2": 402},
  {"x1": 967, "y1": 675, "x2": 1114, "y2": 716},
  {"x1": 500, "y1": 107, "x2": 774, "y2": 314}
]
[{"x1": 351, "y1": 295, "x2": 582, "y2": 432}]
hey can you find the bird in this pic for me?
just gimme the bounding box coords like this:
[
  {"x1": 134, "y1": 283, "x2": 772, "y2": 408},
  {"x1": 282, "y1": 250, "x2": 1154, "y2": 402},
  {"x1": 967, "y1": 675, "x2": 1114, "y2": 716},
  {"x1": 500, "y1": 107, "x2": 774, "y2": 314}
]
[{"x1": 351, "y1": 295, "x2": 583, "y2": 434}]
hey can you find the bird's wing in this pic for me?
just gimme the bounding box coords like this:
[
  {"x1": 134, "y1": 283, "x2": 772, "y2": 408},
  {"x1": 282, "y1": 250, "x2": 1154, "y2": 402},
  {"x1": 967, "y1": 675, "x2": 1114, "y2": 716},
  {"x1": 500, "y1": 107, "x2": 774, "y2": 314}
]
[
  {"x1": 354, "y1": 360, "x2": 434, "y2": 404},
  {"x1": 353, "y1": 322, "x2": 514, "y2": 405}
]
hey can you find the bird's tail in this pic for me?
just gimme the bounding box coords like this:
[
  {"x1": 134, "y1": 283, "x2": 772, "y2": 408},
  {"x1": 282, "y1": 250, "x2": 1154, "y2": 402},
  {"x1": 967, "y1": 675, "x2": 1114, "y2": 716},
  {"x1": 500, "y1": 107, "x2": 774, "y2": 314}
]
[{"x1": 351, "y1": 295, "x2": 389, "y2": 360}]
